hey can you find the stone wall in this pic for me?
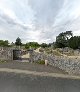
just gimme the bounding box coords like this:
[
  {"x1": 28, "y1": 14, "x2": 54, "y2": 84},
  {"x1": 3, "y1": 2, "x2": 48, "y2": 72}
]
[
  {"x1": 0, "y1": 47, "x2": 13, "y2": 60},
  {"x1": 30, "y1": 51, "x2": 80, "y2": 75}
]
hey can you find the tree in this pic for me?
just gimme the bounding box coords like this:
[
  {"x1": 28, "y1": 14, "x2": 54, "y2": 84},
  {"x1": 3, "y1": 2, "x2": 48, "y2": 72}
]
[
  {"x1": 68, "y1": 36, "x2": 80, "y2": 49},
  {"x1": 4, "y1": 40, "x2": 9, "y2": 46},
  {"x1": 25, "y1": 43, "x2": 29, "y2": 49},
  {"x1": 15, "y1": 37, "x2": 22, "y2": 46},
  {"x1": 56, "y1": 31, "x2": 73, "y2": 48},
  {"x1": 25, "y1": 42, "x2": 40, "y2": 49},
  {"x1": 0, "y1": 40, "x2": 9, "y2": 46},
  {"x1": 41, "y1": 43, "x2": 48, "y2": 48},
  {"x1": 64, "y1": 31, "x2": 73, "y2": 40}
]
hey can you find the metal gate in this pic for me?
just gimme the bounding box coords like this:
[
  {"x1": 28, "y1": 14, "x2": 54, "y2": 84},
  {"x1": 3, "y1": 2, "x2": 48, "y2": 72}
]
[{"x1": 13, "y1": 50, "x2": 21, "y2": 60}]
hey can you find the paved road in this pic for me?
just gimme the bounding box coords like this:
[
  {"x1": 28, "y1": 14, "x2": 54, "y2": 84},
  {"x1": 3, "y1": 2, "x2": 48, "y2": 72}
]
[{"x1": 0, "y1": 72, "x2": 80, "y2": 92}]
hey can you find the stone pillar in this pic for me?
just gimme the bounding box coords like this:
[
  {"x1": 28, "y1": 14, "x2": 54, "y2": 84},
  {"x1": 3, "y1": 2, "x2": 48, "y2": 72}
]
[
  {"x1": 29, "y1": 50, "x2": 34, "y2": 63},
  {"x1": 45, "y1": 60, "x2": 48, "y2": 66}
]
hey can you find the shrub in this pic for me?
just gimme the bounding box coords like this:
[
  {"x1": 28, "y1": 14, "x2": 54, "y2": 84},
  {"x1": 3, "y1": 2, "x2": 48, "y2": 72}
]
[{"x1": 36, "y1": 60, "x2": 45, "y2": 65}]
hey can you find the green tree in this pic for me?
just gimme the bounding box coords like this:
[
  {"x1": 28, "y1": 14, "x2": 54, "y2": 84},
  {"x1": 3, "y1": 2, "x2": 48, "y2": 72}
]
[
  {"x1": 25, "y1": 42, "x2": 40, "y2": 49},
  {"x1": 0, "y1": 40, "x2": 9, "y2": 46},
  {"x1": 56, "y1": 31, "x2": 73, "y2": 48},
  {"x1": 68, "y1": 36, "x2": 80, "y2": 49},
  {"x1": 15, "y1": 37, "x2": 22, "y2": 46},
  {"x1": 25, "y1": 43, "x2": 29, "y2": 49},
  {"x1": 41, "y1": 43, "x2": 48, "y2": 48}
]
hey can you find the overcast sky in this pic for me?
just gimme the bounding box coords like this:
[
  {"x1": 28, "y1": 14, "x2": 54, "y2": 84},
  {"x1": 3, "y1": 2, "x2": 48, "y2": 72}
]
[{"x1": 0, "y1": 0, "x2": 80, "y2": 43}]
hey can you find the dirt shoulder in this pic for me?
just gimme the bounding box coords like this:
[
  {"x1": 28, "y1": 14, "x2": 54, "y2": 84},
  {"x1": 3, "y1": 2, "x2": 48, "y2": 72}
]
[
  {"x1": 0, "y1": 68, "x2": 80, "y2": 80},
  {"x1": 0, "y1": 61, "x2": 80, "y2": 80},
  {"x1": 0, "y1": 61, "x2": 66, "y2": 74}
]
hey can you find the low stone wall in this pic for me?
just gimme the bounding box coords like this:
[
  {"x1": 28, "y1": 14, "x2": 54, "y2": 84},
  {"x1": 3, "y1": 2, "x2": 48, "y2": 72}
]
[
  {"x1": 0, "y1": 47, "x2": 13, "y2": 60},
  {"x1": 30, "y1": 51, "x2": 80, "y2": 75}
]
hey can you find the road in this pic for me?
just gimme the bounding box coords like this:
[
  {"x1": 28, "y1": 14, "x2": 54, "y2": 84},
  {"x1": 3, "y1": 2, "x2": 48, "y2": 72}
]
[{"x1": 0, "y1": 71, "x2": 80, "y2": 92}]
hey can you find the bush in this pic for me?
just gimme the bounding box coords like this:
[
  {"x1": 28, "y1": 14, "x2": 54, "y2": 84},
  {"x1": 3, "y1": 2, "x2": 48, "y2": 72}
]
[
  {"x1": 36, "y1": 60, "x2": 45, "y2": 65},
  {"x1": 0, "y1": 60, "x2": 7, "y2": 63}
]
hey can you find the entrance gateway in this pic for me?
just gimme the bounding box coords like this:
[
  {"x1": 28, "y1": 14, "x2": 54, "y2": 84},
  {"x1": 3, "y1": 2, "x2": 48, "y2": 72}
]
[
  {"x1": 13, "y1": 50, "x2": 21, "y2": 60},
  {"x1": 0, "y1": 47, "x2": 32, "y2": 61}
]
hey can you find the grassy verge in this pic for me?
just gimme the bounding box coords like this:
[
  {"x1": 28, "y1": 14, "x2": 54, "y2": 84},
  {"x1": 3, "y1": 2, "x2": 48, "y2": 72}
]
[{"x1": 35, "y1": 60, "x2": 45, "y2": 65}]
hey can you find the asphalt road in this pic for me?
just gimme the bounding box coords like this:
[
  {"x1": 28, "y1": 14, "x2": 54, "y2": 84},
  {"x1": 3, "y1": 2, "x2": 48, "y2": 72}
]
[{"x1": 0, "y1": 72, "x2": 80, "y2": 92}]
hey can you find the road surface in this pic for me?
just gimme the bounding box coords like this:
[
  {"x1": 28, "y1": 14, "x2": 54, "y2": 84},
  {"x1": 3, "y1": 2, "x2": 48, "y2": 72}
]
[{"x1": 0, "y1": 71, "x2": 80, "y2": 92}]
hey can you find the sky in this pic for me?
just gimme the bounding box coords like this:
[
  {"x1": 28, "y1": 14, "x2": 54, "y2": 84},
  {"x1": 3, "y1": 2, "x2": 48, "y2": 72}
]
[{"x1": 0, "y1": 0, "x2": 80, "y2": 43}]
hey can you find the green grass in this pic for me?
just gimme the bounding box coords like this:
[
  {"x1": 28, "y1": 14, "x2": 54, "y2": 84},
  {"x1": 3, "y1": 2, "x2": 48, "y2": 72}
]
[
  {"x1": 0, "y1": 60, "x2": 7, "y2": 63},
  {"x1": 36, "y1": 60, "x2": 45, "y2": 65}
]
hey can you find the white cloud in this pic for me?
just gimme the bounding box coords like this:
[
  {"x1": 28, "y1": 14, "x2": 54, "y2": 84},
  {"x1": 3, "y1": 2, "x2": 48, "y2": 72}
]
[{"x1": 0, "y1": 0, "x2": 80, "y2": 43}]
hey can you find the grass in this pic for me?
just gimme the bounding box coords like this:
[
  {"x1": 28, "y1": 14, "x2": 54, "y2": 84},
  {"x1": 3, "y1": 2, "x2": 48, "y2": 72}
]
[
  {"x1": 36, "y1": 60, "x2": 45, "y2": 65},
  {"x1": 0, "y1": 60, "x2": 7, "y2": 63}
]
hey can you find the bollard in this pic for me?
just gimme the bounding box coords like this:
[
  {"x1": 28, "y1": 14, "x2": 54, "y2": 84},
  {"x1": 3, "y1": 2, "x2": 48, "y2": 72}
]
[{"x1": 45, "y1": 60, "x2": 48, "y2": 66}]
